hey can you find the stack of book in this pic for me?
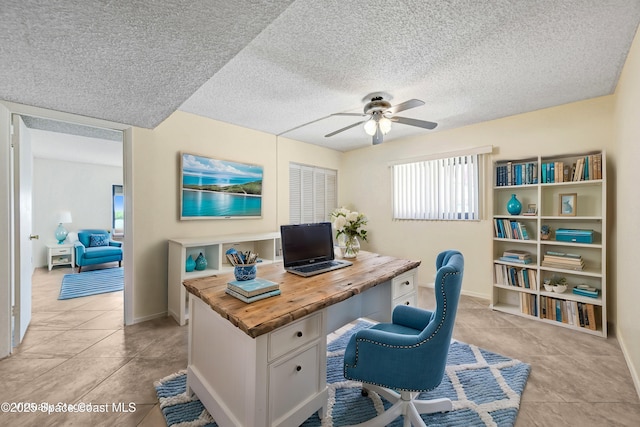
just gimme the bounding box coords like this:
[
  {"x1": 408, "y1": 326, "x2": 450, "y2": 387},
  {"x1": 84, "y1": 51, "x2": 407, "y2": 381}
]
[
  {"x1": 499, "y1": 250, "x2": 533, "y2": 264},
  {"x1": 226, "y1": 278, "x2": 280, "y2": 303},
  {"x1": 541, "y1": 251, "x2": 584, "y2": 270},
  {"x1": 493, "y1": 219, "x2": 530, "y2": 240},
  {"x1": 572, "y1": 284, "x2": 599, "y2": 298}
]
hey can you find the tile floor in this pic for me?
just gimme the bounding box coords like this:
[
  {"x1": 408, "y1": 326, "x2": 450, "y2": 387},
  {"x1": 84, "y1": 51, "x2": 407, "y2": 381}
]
[{"x1": 0, "y1": 265, "x2": 638, "y2": 426}]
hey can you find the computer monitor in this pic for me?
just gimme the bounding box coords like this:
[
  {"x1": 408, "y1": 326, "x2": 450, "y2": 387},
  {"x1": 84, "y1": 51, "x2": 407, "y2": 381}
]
[{"x1": 280, "y1": 222, "x2": 335, "y2": 268}]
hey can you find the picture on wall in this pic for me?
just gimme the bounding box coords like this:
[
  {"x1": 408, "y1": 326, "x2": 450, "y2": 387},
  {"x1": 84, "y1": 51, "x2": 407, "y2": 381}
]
[{"x1": 180, "y1": 153, "x2": 263, "y2": 219}]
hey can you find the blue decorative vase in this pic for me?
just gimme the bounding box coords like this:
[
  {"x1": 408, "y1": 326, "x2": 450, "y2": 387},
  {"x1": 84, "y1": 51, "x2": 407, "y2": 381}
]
[
  {"x1": 185, "y1": 255, "x2": 196, "y2": 272},
  {"x1": 506, "y1": 194, "x2": 522, "y2": 215},
  {"x1": 55, "y1": 223, "x2": 68, "y2": 244},
  {"x1": 234, "y1": 264, "x2": 257, "y2": 281},
  {"x1": 195, "y1": 252, "x2": 207, "y2": 271}
]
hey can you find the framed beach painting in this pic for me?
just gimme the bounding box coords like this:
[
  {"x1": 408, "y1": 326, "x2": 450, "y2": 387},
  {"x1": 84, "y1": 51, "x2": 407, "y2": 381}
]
[{"x1": 180, "y1": 153, "x2": 263, "y2": 219}]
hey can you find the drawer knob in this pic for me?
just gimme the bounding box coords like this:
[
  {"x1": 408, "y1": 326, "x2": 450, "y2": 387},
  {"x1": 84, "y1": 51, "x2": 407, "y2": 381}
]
[
  {"x1": 296, "y1": 365, "x2": 302, "y2": 372},
  {"x1": 404, "y1": 301, "x2": 410, "y2": 305},
  {"x1": 403, "y1": 281, "x2": 410, "y2": 286},
  {"x1": 296, "y1": 331, "x2": 303, "y2": 338}
]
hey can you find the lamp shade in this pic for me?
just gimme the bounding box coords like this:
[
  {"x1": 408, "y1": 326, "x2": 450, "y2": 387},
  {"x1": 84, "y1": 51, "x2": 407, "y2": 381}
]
[
  {"x1": 363, "y1": 119, "x2": 377, "y2": 136},
  {"x1": 57, "y1": 211, "x2": 72, "y2": 224},
  {"x1": 378, "y1": 117, "x2": 392, "y2": 134}
]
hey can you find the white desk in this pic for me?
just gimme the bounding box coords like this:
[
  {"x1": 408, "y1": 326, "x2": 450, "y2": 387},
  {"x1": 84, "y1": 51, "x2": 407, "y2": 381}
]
[{"x1": 183, "y1": 252, "x2": 419, "y2": 427}]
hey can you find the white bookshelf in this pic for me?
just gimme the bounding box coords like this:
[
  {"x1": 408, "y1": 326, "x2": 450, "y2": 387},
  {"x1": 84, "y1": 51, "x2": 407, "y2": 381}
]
[
  {"x1": 167, "y1": 232, "x2": 281, "y2": 325},
  {"x1": 491, "y1": 151, "x2": 607, "y2": 337}
]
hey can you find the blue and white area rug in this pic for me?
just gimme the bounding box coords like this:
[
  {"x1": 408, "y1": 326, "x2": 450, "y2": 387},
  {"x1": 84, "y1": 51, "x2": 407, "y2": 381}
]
[
  {"x1": 58, "y1": 267, "x2": 124, "y2": 300},
  {"x1": 154, "y1": 320, "x2": 530, "y2": 427}
]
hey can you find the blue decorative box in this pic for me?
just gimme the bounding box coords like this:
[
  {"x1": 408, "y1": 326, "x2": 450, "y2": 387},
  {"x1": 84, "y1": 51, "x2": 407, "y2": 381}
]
[{"x1": 555, "y1": 229, "x2": 594, "y2": 244}]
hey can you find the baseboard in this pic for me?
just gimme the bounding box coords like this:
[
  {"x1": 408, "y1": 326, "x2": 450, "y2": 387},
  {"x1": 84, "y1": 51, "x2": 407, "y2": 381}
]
[
  {"x1": 132, "y1": 311, "x2": 167, "y2": 325},
  {"x1": 617, "y1": 328, "x2": 640, "y2": 400},
  {"x1": 419, "y1": 282, "x2": 490, "y2": 301}
]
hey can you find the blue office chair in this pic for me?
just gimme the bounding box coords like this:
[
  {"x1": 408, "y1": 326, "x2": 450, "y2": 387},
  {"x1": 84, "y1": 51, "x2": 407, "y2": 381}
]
[{"x1": 343, "y1": 250, "x2": 464, "y2": 427}]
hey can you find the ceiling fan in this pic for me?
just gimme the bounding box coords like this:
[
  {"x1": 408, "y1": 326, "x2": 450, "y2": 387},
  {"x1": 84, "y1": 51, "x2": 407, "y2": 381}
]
[{"x1": 325, "y1": 94, "x2": 438, "y2": 145}]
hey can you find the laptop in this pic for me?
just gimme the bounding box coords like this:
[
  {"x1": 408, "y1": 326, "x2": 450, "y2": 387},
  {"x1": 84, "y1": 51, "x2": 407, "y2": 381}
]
[{"x1": 280, "y1": 222, "x2": 352, "y2": 277}]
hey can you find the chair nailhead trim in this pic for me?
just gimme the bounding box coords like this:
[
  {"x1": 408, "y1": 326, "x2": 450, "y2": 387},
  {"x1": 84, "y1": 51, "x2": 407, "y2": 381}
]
[{"x1": 344, "y1": 270, "x2": 461, "y2": 393}]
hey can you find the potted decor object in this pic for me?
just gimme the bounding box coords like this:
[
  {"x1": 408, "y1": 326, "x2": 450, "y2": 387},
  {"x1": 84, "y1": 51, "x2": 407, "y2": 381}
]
[
  {"x1": 550, "y1": 275, "x2": 568, "y2": 293},
  {"x1": 234, "y1": 264, "x2": 257, "y2": 281},
  {"x1": 195, "y1": 252, "x2": 207, "y2": 271},
  {"x1": 186, "y1": 254, "x2": 196, "y2": 272},
  {"x1": 331, "y1": 207, "x2": 368, "y2": 259},
  {"x1": 540, "y1": 225, "x2": 551, "y2": 240},
  {"x1": 506, "y1": 194, "x2": 522, "y2": 215}
]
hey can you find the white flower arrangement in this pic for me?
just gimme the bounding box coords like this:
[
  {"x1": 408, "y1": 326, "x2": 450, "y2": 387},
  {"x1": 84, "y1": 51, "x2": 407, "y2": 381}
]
[{"x1": 330, "y1": 207, "x2": 368, "y2": 241}]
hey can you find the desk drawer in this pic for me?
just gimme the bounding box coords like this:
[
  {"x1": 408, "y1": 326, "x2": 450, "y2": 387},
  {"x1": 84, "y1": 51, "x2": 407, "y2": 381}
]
[
  {"x1": 393, "y1": 292, "x2": 416, "y2": 308},
  {"x1": 269, "y1": 343, "x2": 321, "y2": 423},
  {"x1": 51, "y1": 247, "x2": 71, "y2": 256},
  {"x1": 269, "y1": 312, "x2": 321, "y2": 361},
  {"x1": 392, "y1": 273, "x2": 415, "y2": 298}
]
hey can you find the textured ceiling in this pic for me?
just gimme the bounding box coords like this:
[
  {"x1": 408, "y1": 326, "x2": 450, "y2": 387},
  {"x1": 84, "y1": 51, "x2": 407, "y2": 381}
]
[{"x1": 2, "y1": 1, "x2": 640, "y2": 151}]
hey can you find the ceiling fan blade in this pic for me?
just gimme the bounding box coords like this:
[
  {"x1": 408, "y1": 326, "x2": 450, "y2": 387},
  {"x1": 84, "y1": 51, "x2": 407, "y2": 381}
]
[
  {"x1": 325, "y1": 120, "x2": 366, "y2": 138},
  {"x1": 391, "y1": 116, "x2": 438, "y2": 130},
  {"x1": 372, "y1": 126, "x2": 384, "y2": 145},
  {"x1": 387, "y1": 99, "x2": 425, "y2": 115},
  {"x1": 331, "y1": 112, "x2": 367, "y2": 117}
]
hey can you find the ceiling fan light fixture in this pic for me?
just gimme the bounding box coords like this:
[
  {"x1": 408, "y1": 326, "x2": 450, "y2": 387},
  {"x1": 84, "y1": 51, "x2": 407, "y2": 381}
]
[
  {"x1": 378, "y1": 116, "x2": 392, "y2": 134},
  {"x1": 364, "y1": 118, "x2": 377, "y2": 136}
]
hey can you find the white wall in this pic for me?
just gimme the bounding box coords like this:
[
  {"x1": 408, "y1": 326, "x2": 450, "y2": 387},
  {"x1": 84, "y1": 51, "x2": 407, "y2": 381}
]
[
  {"x1": 32, "y1": 157, "x2": 123, "y2": 267},
  {"x1": 341, "y1": 96, "x2": 614, "y2": 299},
  {"x1": 129, "y1": 111, "x2": 342, "y2": 321},
  {"x1": 613, "y1": 26, "x2": 640, "y2": 395}
]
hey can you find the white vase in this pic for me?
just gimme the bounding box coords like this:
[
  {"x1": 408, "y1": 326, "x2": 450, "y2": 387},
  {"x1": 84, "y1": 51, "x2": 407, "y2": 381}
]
[{"x1": 343, "y1": 234, "x2": 360, "y2": 258}]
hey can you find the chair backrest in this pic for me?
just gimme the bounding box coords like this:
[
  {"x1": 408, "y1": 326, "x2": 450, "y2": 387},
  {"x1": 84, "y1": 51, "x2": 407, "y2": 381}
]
[
  {"x1": 415, "y1": 250, "x2": 464, "y2": 389},
  {"x1": 78, "y1": 229, "x2": 109, "y2": 247}
]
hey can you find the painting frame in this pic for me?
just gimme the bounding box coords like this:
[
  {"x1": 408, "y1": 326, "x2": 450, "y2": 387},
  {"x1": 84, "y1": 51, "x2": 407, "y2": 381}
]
[
  {"x1": 180, "y1": 152, "x2": 263, "y2": 220},
  {"x1": 559, "y1": 193, "x2": 577, "y2": 216}
]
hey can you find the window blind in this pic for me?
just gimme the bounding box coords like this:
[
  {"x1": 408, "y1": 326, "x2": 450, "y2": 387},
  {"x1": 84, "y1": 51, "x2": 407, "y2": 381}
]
[{"x1": 392, "y1": 153, "x2": 481, "y2": 220}]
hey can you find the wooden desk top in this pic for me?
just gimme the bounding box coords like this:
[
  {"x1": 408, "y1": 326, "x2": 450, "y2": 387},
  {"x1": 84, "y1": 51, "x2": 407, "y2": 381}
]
[{"x1": 183, "y1": 251, "x2": 420, "y2": 338}]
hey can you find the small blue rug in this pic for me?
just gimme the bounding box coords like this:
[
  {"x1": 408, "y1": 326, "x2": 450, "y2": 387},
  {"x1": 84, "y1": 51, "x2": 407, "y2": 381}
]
[
  {"x1": 154, "y1": 320, "x2": 530, "y2": 427},
  {"x1": 58, "y1": 267, "x2": 124, "y2": 300}
]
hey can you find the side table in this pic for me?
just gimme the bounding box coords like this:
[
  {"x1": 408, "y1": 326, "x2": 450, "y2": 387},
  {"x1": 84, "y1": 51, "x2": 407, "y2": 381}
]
[{"x1": 47, "y1": 243, "x2": 75, "y2": 271}]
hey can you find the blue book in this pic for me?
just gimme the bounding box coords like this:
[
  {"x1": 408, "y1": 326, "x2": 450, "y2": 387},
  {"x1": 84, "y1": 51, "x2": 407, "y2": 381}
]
[
  {"x1": 499, "y1": 256, "x2": 532, "y2": 264},
  {"x1": 227, "y1": 278, "x2": 279, "y2": 297},
  {"x1": 522, "y1": 269, "x2": 530, "y2": 289},
  {"x1": 572, "y1": 287, "x2": 599, "y2": 298},
  {"x1": 225, "y1": 288, "x2": 281, "y2": 303}
]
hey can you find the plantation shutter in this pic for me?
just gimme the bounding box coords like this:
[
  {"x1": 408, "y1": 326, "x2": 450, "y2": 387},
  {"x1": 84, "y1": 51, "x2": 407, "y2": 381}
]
[{"x1": 289, "y1": 163, "x2": 337, "y2": 224}]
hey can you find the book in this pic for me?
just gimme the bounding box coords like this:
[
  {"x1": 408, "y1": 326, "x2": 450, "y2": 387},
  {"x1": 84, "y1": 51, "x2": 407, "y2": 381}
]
[
  {"x1": 499, "y1": 256, "x2": 532, "y2": 264},
  {"x1": 502, "y1": 250, "x2": 531, "y2": 259},
  {"x1": 227, "y1": 278, "x2": 279, "y2": 297},
  {"x1": 572, "y1": 287, "x2": 599, "y2": 298},
  {"x1": 225, "y1": 288, "x2": 281, "y2": 303}
]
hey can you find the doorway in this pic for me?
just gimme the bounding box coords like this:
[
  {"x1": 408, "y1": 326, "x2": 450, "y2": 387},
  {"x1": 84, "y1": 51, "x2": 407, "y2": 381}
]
[{"x1": 1, "y1": 103, "x2": 132, "y2": 357}]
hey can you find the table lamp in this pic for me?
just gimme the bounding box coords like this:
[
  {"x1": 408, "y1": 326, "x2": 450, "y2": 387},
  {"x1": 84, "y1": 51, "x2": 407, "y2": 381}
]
[{"x1": 55, "y1": 211, "x2": 72, "y2": 244}]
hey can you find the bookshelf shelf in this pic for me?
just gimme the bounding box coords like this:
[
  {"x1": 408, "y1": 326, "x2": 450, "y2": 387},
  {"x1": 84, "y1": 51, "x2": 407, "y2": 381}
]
[
  {"x1": 492, "y1": 151, "x2": 607, "y2": 337},
  {"x1": 494, "y1": 283, "x2": 538, "y2": 294}
]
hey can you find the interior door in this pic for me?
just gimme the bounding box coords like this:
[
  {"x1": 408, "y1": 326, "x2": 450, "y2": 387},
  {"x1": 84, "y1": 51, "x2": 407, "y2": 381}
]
[{"x1": 12, "y1": 114, "x2": 33, "y2": 346}]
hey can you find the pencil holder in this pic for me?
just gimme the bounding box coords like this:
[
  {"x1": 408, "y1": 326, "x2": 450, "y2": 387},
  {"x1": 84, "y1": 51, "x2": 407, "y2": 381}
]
[{"x1": 234, "y1": 264, "x2": 257, "y2": 281}]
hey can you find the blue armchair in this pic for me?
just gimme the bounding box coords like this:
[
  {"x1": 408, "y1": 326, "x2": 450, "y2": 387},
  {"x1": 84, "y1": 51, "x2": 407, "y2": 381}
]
[
  {"x1": 74, "y1": 229, "x2": 123, "y2": 272},
  {"x1": 343, "y1": 250, "x2": 464, "y2": 427}
]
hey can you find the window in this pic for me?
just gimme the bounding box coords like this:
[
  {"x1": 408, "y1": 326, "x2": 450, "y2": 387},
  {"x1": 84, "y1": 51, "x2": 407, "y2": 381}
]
[
  {"x1": 289, "y1": 163, "x2": 337, "y2": 224},
  {"x1": 392, "y1": 147, "x2": 489, "y2": 220},
  {"x1": 112, "y1": 185, "x2": 124, "y2": 236}
]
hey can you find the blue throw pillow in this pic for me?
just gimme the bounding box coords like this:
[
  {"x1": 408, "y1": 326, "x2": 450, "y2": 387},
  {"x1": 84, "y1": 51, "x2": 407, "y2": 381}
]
[{"x1": 89, "y1": 234, "x2": 108, "y2": 247}]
